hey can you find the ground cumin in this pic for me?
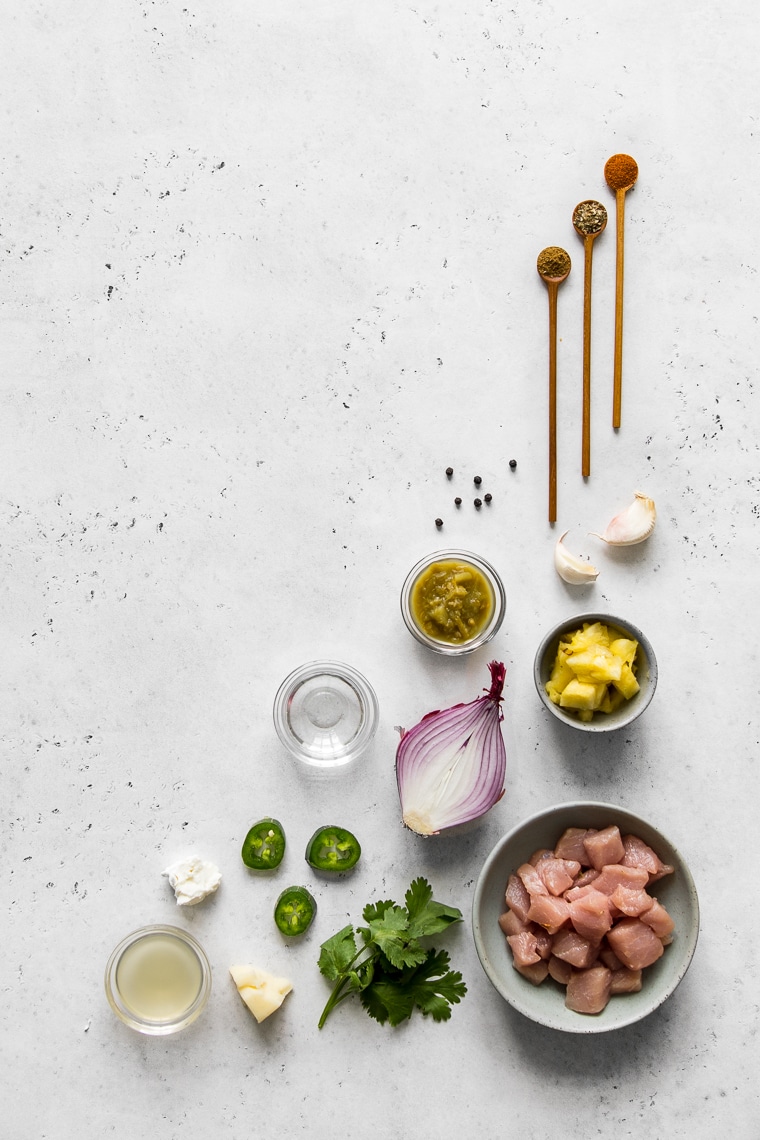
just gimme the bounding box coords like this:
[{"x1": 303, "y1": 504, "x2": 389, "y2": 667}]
[
  {"x1": 604, "y1": 153, "x2": 638, "y2": 191},
  {"x1": 537, "y1": 246, "x2": 571, "y2": 279}
]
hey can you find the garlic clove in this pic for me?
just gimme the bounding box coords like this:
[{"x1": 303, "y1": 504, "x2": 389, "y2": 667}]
[
  {"x1": 590, "y1": 491, "x2": 656, "y2": 546},
  {"x1": 554, "y1": 531, "x2": 600, "y2": 584}
]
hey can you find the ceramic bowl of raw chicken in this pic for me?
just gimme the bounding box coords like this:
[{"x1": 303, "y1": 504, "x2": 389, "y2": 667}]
[{"x1": 472, "y1": 802, "x2": 699, "y2": 1033}]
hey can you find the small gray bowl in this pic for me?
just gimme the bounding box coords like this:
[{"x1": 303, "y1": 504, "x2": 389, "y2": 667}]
[
  {"x1": 472, "y1": 802, "x2": 700, "y2": 1033},
  {"x1": 533, "y1": 612, "x2": 657, "y2": 732}
]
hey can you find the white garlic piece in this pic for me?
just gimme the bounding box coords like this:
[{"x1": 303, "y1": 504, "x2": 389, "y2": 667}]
[
  {"x1": 554, "y1": 531, "x2": 599, "y2": 584},
  {"x1": 590, "y1": 491, "x2": 656, "y2": 546}
]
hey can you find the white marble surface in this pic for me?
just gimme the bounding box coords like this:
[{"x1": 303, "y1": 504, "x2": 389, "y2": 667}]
[{"x1": 3, "y1": 2, "x2": 759, "y2": 1136}]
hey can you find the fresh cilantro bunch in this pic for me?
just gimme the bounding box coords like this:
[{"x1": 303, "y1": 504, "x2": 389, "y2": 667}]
[{"x1": 317, "y1": 877, "x2": 467, "y2": 1028}]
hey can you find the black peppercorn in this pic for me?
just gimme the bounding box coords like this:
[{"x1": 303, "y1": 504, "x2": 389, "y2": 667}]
[
  {"x1": 454, "y1": 497, "x2": 462, "y2": 506},
  {"x1": 474, "y1": 475, "x2": 482, "y2": 485},
  {"x1": 435, "y1": 517, "x2": 443, "y2": 528},
  {"x1": 445, "y1": 467, "x2": 453, "y2": 478},
  {"x1": 474, "y1": 498, "x2": 482, "y2": 509},
  {"x1": 484, "y1": 493, "x2": 492, "y2": 503},
  {"x1": 509, "y1": 459, "x2": 517, "y2": 470}
]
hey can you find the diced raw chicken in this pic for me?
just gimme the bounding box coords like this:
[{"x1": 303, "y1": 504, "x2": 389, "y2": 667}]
[
  {"x1": 640, "y1": 898, "x2": 675, "y2": 938},
  {"x1": 547, "y1": 955, "x2": 573, "y2": 986},
  {"x1": 517, "y1": 862, "x2": 549, "y2": 898},
  {"x1": 515, "y1": 960, "x2": 550, "y2": 985},
  {"x1": 533, "y1": 926, "x2": 553, "y2": 960},
  {"x1": 588, "y1": 864, "x2": 649, "y2": 896},
  {"x1": 610, "y1": 885, "x2": 655, "y2": 917},
  {"x1": 505, "y1": 873, "x2": 531, "y2": 923},
  {"x1": 567, "y1": 889, "x2": 613, "y2": 942},
  {"x1": 529, "y1": 847, "x2": 555, "y2": 866},
  {"x1": 507, "y1": 932, "x2": 541, "y2": 967},
  {"x1": 499, "y1": 909, "x2": 529, "y2": 937},
  {"x1": 536, "y1": 857, "x2": 581, "y2": 896},
  {"x1": 606, "y1": 917, "x2": 665, "y2": 970},
  {"x1": 527, "y1": 893, "x2": 571, "y2": 935},
  {"x1": 621, "y1": 834, "x2": 674, "y2": 882},
  {"x1": 583, "y1": 825, "x2": 625, "y2": 871},
  {"x1": 610, "y1": 967, "x2": 643, "y2": 994},
  {"x1": 554, "y1": 827, "x2": 597, "y2": 864},
  {"x1": 551, "y1": 927, "x2": 599, "y2": 969},
  {"x1": 565, "y1": 965, "x2": 612, "y2": 1014},
  {"x1": 574, "y1": 868, "x2": 600, "y2": 889},
  {"x1": 598, "y1": 944, "x2": 624, "y2": 971}
]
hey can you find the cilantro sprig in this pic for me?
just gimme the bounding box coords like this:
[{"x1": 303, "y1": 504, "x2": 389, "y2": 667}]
[{"x1": 317, "y1": 877, "x2": 467, "y2": 1028}]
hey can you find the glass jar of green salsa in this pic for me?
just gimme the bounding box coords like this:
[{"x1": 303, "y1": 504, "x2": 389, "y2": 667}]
[{"x1": 401, "y1": 550, "x2": 506, "y2": 655}]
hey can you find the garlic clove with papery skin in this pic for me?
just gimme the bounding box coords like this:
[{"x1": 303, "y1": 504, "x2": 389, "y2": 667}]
[
  {"x1": 554, "y1": 532, "x2": 599, "y2": 584},
  {"x1": 590, "y1": 491, "x2": 656, "y2": 546}
]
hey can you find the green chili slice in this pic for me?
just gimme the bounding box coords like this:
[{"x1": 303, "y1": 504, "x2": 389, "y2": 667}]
[
  {"x1": 241, "y1": 817, "x2": 286, "y2": 870},
  {"x1": 305, "y1": 825, "x2": 361, "y2": 873},
  {"x1": 274, "y1": 886, "x2": 316, "y2": 937}
]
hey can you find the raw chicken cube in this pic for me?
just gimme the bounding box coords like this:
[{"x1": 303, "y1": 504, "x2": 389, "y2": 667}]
[
  {"x1": 499, "y1": 909, "x2": 529, "y2": 937},
  {"x1": 551, "y1": 927, "x2": 599, "y2": 969},
  {"x1": 640, "y1": 898, "x2": 675, "y2": 938},
  {"x1": 547, "y1": 955, "x2": 573, "y2": 986},
  {"x1": 537, "y1": 857, "x2": 581, "y2": 896},
  {"x1": 506, "y1": 932, "x2": 541, "y2": 967},
  {"x1": 554, "y1": 827, "x2": 597, "y2": 864},
  {"x1": 527, "y1": 893, "x2": 571, "y2": 935},
  {"x1": 515, "y1": 960, "x2": 550, "y2": 985},
  {"x1": 517, "y1": 863, "x2": 549, "y2": 898},
  {"x1": 610, "y1": 885, "x2": 655, "y2": 917},
  {"x1": 621, "y1": 834, "x2": 674, "y2": 883},
  {"x1": 505, "y1": 874, "x2": 531, "y2": 923},
  {"x1": 565, "y1": 965, "x2": 612, "y2": 1014},
  {"x1": 567, "y1": 889, "x2": 613, "y2": 942},
  {"x1": 606, "y1": 918, "x2": 665, "y2": 970},
  {"x1": 583, "y1": 825, "x2": 625, "y2": 871},
  {"x1": 610, "y1": 967, "x2": 643, "y2": 994}
]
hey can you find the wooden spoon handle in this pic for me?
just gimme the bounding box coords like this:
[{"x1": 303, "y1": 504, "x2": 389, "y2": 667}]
[
  {"x1": 582, "y1": 234, "x2": 593, "y2": 477},
  {"x1": 612, "y1": 186, "x2": 626, "y2": 428},
  {"x1": 548, "y1": 281, "x2": 558, "y2": 523}
]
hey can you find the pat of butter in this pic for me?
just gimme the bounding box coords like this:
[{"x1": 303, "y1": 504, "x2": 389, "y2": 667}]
[{"x1": 230, "y1": 964, "x2": 293, "y2": 1023}]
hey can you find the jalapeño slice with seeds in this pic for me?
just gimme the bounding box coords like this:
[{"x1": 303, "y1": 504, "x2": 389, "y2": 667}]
[
  {"x1": 274, "y1": 886, "x2": 316, "y2": 937},
  {"x1": 305, "y1": 825, "x2": 361, "y2": 873},
  {"x1": 241, "y1": 817, "x2": 286, "y2": 870}
]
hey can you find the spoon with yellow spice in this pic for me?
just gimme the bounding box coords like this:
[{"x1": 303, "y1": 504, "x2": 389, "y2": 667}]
[
  {"x1": 573, "y1": 200, "x2": 607, "y2": 477},
  {"x1": 537, "y1": 246, "x2": 571, "y2": 523},
  {"x1": 604, "y1": 154, "x2": 639, "y2": 429}
]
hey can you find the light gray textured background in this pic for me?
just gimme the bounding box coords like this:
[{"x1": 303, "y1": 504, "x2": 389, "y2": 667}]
[{"x1": 2, "y1": 2, "x2": 758, "y2": 1137}]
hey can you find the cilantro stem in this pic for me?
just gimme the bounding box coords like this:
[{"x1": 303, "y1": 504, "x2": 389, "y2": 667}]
[{"x1": 317, "y1": 946, "x2": 378, "y2": 1030}]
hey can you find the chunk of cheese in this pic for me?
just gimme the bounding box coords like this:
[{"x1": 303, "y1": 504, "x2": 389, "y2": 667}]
[{"x1": 229, "y1": 964, "x2": 292, "y2": 1023}]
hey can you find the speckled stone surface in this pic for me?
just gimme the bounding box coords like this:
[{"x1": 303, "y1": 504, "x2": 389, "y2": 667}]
[{"x1": 3, "y1": 3, "x2": 759, "y2": 1137}]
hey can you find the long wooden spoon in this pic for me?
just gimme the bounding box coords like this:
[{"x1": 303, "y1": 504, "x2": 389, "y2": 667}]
[
  {"x1": 604, "y1": 154, "x2": 638, "y2": 428},
  {"x1": 572, "y1": 200, "x2": 608, "y2": 477},
  {"x1": 537, "y1": 247, "x2": 572, "y2": 523}
]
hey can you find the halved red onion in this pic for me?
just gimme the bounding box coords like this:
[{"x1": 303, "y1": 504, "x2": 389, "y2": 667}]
[{"x1": 396, "y1": 662, "x2": 507, "y2": 836}]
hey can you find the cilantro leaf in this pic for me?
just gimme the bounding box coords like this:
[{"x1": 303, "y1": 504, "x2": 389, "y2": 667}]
[
  {"x1": 404, "y1": 948, "x2": 467, "y2": 1021},
  {"x1": 317, "y1": 879, "x2": 466, "y2": 1029},
  {"x1": 405, "y1": 877, "x2": 463, "y2": 940},
  {"x1": 317, "y1": 925, "x2": 358, "y2": 982}
]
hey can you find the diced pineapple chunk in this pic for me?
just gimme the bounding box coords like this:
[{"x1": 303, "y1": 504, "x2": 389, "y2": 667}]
[
  {"x1": 559, "y1": 679, "x2": 607, "y2": 711},
  {"x1": 565, "y1": 647, "x2": 623, "y2": 684},
  {"x1": 612, "y1": 662, "x2": 640, "y2": 699},
  {"x1": 546, "y1": 622, "x2": 642, "y2": 721}
]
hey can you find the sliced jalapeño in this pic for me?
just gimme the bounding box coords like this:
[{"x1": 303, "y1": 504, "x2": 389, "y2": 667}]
[
  {"x1": 274, "y1": 886, "x2": 316, "y2": 937},
  {"x1": 305, "y1": 825, "x2": 361, "y2": 873},
  {"x1": 241, "y1": 817, "x2": 286, "y2": 870}
]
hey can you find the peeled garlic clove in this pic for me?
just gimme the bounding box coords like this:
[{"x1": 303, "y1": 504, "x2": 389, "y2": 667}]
[
  {"x1": 590, "y1": 491, "x2": 656, "y2": 546},
  {"x1": 554, "y1": 531, "x2": 599, "y2": 584}
]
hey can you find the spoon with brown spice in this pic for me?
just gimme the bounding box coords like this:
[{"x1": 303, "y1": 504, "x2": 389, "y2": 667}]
[
  {"x1": 537, "y1": 246, "x2": 572, "y2": 523},
  {"x1": 604, "y1": 154, "x2": 639, "y2": 429},
  {"x1": 573, "y1": 200, "x2": 608, "y2": 477}
]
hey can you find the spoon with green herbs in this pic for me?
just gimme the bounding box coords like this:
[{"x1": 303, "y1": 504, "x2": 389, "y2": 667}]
[
  {"x1": 573, "y1": 200, "x2": 608, "y2": 478},
  {"x1": 537, "y1": 246, "x2": 571, "y2": 523}
]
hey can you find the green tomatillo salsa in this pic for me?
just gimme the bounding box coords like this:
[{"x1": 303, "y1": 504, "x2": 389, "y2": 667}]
[{"x1": 410, "y1": 558, "x2": 494, "y2": 645}]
